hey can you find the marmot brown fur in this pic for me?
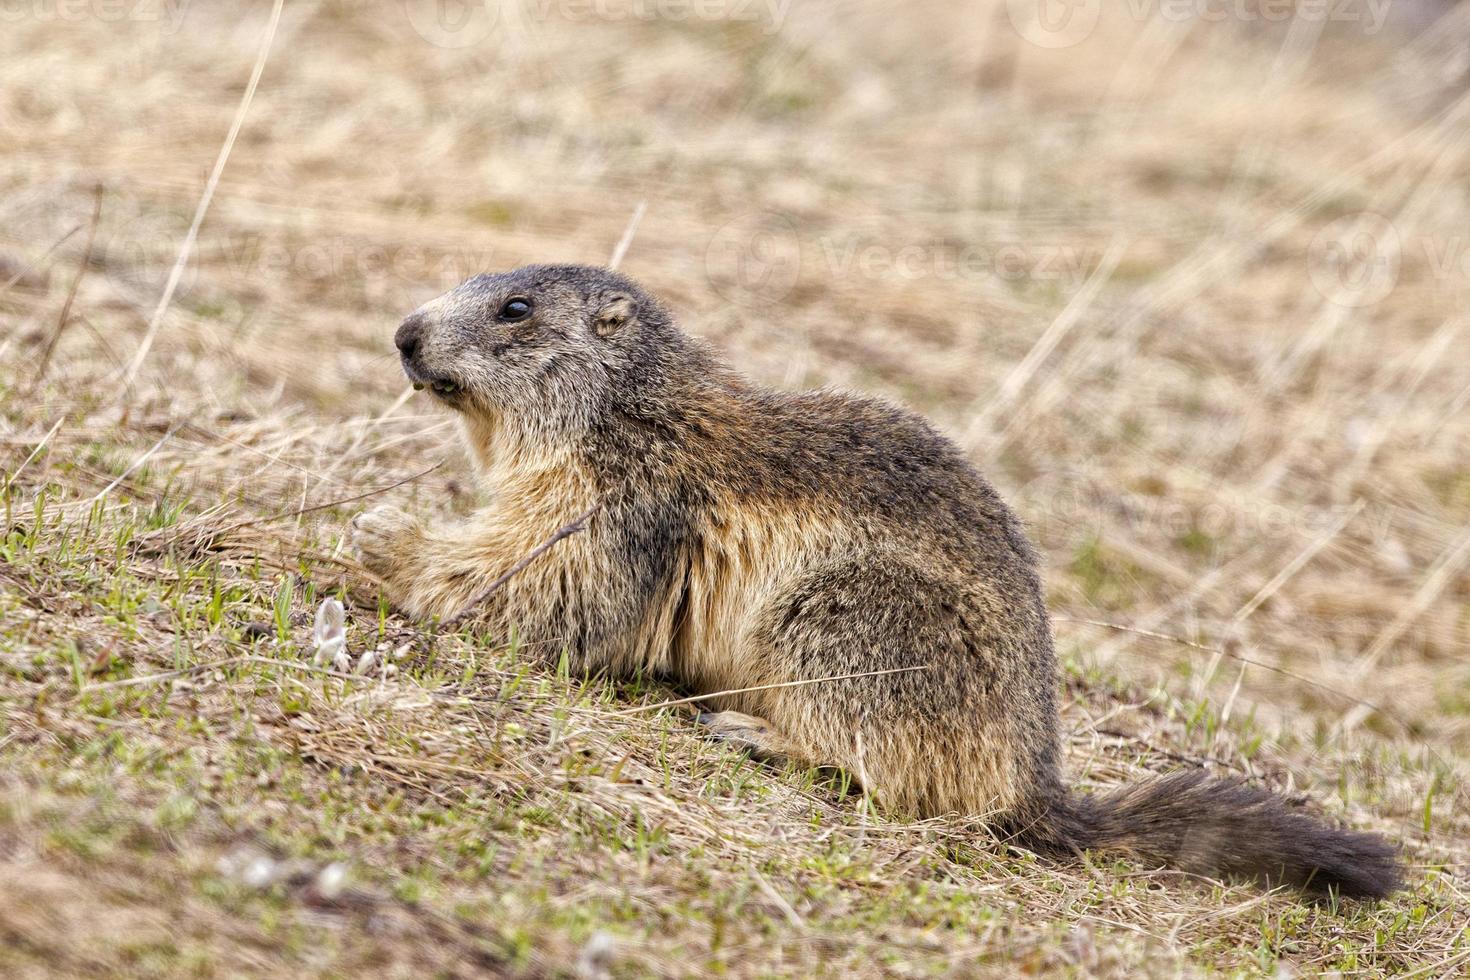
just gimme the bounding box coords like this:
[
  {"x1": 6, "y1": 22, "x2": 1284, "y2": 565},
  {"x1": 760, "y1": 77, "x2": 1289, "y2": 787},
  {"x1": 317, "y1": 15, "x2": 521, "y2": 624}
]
[{"x1": 352, "y1": 264, "x2": 1402, "y2": 899}]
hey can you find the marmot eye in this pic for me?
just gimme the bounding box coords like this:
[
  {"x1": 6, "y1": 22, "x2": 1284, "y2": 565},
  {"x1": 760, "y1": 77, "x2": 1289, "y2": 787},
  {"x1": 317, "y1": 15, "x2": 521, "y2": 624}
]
[{"x1": 498, "y1": 298, "x2": 532, "y2": 321}]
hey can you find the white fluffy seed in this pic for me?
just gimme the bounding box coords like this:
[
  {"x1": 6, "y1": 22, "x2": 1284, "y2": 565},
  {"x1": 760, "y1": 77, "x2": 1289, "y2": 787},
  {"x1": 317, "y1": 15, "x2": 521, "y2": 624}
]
[
  {"x1": 311, "y1": 598, "x2": 350, "y2": 668},
  {"x1": 313, "y1": 634, "x2": 345, "y2": 667},
  {"x1": 241, "y1": 856, "x2": 278, "y2": 889},
  {"x1": 316, "y1": 862, "x2": 348, "y2": 900}
]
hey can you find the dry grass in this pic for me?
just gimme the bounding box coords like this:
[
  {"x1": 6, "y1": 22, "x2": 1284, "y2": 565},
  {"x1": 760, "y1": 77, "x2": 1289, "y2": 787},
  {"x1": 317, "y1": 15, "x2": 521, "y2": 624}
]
[{"x1": 1, "y1": 1, "x2": 1468, "y2": 975}]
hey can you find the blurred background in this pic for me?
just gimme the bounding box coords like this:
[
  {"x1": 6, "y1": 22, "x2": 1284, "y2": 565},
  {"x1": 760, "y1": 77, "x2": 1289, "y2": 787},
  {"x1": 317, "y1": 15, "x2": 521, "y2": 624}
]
[{"x1": 1, "y1": 0, "x2": 1468, "y2": 974}]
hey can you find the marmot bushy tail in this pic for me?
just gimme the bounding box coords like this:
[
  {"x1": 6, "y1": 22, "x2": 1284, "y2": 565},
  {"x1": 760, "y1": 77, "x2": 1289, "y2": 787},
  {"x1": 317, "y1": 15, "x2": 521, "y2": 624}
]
[
  {"x1": 1023, "y1": 772, "x2": 1401, "y2": 898},
  {"x1": 352, "y1": 263, "x2": 1403, "y2": 901}
]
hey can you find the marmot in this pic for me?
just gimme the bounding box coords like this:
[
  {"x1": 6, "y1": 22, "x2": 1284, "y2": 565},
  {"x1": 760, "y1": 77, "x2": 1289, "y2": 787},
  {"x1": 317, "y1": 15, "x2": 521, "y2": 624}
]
[{"x1": 353, "y1": 264, "x2": 1402, "y2": 899}]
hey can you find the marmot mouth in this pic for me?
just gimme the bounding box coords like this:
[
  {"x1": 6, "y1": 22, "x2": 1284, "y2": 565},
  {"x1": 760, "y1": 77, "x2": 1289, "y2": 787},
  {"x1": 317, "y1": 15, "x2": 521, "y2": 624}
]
[
  {"x1": 403, "y1": 362, "x2": 464, "y2": 400},
  {"x1": 412, "y1": 378, "x2": 461, "y2": 397}
]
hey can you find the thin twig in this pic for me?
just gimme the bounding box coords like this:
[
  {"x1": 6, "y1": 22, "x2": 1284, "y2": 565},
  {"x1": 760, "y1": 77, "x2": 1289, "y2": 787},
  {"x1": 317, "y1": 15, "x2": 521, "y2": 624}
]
[
  {"x1": 118, "y1": 0, "x2": 286, "y2": 394},
  {"x1": 962, "y1": 234, "x2": 1126, "y2": 451},
  {"x1": 82, "y1": 654, "x2": 384, "y2": 693},
  {"x1": 0, "y1": 223, "x2": 81, "y2": 298},
  {"x1": 317, "y1": 383, "x2": 419, "y2": 488},
  {"x1": 1354, "y1": 523, "x2": 1470, "y2": 678},
  {"x1": 145, "y1": 460, "x2": 446, "y2": 550},
  {"x1": 439, "y1": 502, "x2": 603, "y2": 632},
  {"x1": 230, "y1": 460, "x2": 446, "y2": 532},
  {"x1": 80, "y1": 423, "x2": 180, "y2": 507},
  {"x1": 1231, "y1": 499, "x2": 1363, "y2": 625},
  {"x1": 605, "y1": 665, "x2": 934, "y2": 717},
  {"x1": 1052, "y1": 616, "x2": 1411, "y2": 730},
  {"x1": 751, "y1": 868, "x2": 805, "y2": 928},
  {"x1": 2, "y1": 418, "x2": 65, "y2": 495},
  {"x1": 177, "y1": 421, "x2": 353, "y2": 489},
  {"x1": 81, "y1": 656, "x2": 251, "y2": 691},
  {"x1": 608, "y1": 201, "x2": 647, "y2": 271},
  {"x1": 28, "y1": 185, "x2": 103, "y2": 394}
]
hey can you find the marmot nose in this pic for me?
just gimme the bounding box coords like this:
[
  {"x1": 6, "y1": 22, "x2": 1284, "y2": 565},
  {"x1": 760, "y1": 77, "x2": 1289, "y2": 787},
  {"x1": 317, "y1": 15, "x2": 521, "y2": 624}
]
[{"x1": 395, "y1": 313, "x2": 425, "y2": 361}]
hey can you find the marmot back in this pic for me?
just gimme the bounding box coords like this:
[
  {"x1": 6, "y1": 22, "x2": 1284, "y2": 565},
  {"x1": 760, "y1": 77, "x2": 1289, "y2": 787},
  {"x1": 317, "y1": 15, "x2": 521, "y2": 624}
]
[{"x1": 353, "y1": 263, "x2": 1402, "y2": 900}]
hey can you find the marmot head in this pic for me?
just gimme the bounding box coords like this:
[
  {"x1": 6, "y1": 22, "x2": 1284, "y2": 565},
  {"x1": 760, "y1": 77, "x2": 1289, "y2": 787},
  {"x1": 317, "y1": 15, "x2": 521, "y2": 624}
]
[{"x1": 394, "y1": 264, "x2": 672, "y2": 434}]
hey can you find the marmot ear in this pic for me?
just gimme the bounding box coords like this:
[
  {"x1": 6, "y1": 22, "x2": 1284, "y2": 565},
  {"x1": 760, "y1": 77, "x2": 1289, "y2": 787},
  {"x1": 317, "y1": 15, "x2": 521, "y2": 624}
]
[{"x1": 593, "y1": 294, "x2": 637, "y2": 337}]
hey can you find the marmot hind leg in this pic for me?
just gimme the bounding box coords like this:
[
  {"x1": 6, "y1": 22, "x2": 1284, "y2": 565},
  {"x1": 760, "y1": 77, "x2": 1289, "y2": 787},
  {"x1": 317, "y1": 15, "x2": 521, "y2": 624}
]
[
  {"x1": 696, "y1": 710, "x2": 812, "y2": 767},
  {"x1": 744, "y1": 555, "x2": 1058, "y2": 820}
]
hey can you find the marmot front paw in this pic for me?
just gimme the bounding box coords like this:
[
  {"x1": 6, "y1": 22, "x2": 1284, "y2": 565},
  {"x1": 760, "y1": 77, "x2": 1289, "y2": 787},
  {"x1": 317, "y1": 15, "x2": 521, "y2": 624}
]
[{"x1": 351, "y1": 504, "x2": 420, "y2": 576}]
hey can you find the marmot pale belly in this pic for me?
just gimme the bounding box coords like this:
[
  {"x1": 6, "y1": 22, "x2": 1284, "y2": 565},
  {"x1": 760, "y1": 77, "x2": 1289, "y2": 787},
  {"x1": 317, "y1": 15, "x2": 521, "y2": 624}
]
[{"x1": 352, "y1": 264, "x2": 1401, "y2": 899}]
